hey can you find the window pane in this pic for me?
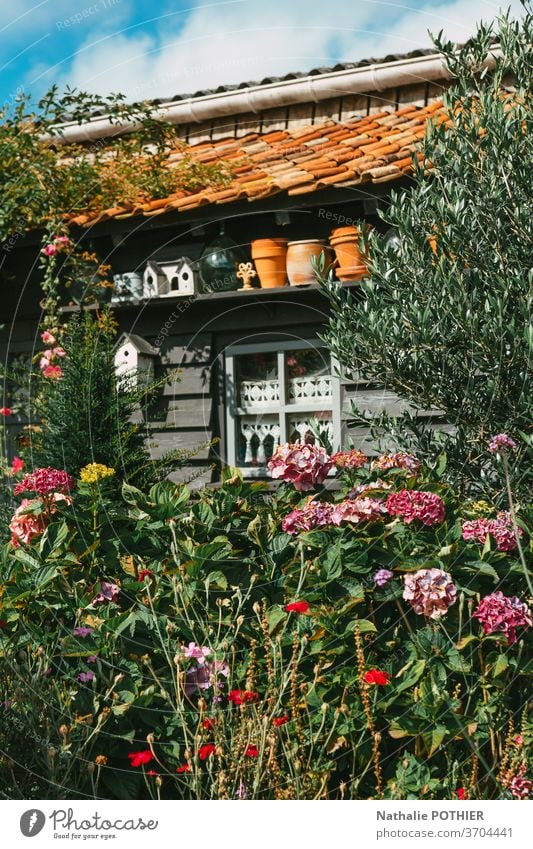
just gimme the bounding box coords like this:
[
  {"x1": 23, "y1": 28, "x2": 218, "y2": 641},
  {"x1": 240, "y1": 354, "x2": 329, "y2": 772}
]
[
  {"x1": 289, "y1": 411, "x2": 333, "y2": 450},
  {"x1": 286, "y1": 347, "x2": 332, "y2": 404},
  {"x1": 236, "y1": 352, "x2": 278, "y2": 408},
  {"x1": 237, "y1": 414, "x2": 280, "y2": 467}
]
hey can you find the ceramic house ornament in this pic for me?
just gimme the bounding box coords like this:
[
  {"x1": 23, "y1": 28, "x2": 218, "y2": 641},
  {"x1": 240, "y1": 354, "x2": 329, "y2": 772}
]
[{"x1": 114, "y1": 333, "x2": 158, "y2": 387}]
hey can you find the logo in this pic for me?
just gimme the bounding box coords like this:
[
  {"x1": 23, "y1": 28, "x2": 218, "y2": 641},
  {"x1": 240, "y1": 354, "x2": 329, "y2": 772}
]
[{"x1": 20, "y1": 810, "x2": 46, "y2": 837}]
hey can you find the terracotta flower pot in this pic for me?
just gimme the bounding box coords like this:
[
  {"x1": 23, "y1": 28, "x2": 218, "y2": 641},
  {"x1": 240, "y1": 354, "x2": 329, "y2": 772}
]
[
  {"x1": 251, "y1": 238, "x2": 288, "y2": 288},
  {"x1": 329, "y1": 225, "x2": 369, "y2": 280},
  {"x1": 286, "y1": 240, "x2": 330, "y2": 286}
]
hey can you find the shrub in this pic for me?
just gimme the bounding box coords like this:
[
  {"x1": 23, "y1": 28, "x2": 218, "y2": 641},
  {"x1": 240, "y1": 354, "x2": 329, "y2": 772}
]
[{"x1": 322, "y1": 10, "x2": 533, "y2": 498}]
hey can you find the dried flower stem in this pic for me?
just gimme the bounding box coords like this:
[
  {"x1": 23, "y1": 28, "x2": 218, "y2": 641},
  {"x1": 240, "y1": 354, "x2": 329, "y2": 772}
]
[{"x1": 355, "y1": 622, "x2": 383, "y2": 796}]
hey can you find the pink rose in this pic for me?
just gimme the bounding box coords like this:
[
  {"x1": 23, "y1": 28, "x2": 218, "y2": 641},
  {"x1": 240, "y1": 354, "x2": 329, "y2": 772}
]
[{"x1": 41, "y1": 331, "x2": 57, "y2": 345}]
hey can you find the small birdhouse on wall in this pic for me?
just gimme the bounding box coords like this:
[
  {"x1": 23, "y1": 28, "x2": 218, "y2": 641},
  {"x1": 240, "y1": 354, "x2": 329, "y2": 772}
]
[
  {"x1": 114, "y1": 333, "x2": 158, "y2": 387},
  {"x1": 160, "y1": 257, "x2": 197, "y2": 297},
  {"x1": 143, "y1": 261, "x2": 167, "y2": 298},
  {"x1": 142, "y1": 257, "x2": 197, "y2": 298}
]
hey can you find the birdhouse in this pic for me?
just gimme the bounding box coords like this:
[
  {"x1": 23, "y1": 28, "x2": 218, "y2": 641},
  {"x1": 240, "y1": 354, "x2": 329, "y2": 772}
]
[
  {"x1": 143, "y1": 261, "x2": 167, "y2": 298},
  {"x1": 114, "y1": 333, "x2": 158, "y2": 387},
  {"x1": 159, "y1": 257, "x2": 197, "y2": 297}
]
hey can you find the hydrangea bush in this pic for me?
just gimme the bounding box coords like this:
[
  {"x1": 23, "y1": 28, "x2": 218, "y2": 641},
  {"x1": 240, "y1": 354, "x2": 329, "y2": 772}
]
[{"x1": 0, "y1": 443, "x2": 531, "y2": 801}]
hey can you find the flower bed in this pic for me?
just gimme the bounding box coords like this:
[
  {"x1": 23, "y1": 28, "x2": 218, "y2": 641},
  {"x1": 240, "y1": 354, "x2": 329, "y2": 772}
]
[{"x1": 0, "y1": 441, "x2": 531, "y2": 800}]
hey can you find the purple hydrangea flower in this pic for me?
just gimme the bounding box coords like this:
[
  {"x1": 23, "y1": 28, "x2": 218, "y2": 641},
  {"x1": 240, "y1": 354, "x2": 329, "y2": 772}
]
[{"x1": 373, "y1": 568, "x2": 394, "y2": 587}]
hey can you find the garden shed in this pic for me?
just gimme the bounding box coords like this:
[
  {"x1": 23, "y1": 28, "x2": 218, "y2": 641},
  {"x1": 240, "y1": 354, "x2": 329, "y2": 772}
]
[{"x1": 2, "y1": 48, "x2": 457, "y2": 484}]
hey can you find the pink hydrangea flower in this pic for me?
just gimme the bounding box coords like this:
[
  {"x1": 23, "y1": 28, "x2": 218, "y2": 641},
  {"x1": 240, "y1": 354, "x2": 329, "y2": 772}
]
[
  {"x1": 15, "y1": 467, "x2": 74, "y2": 496},
  {"x1": 473, "y1": 591, "x2": 531, "y2": 645},
  {"x1": 386, "y1": 490, "x2": 445, "y2": 526},
  {"x1": 331, "y1": 497, "x2": 388, "y2": 525},
  {"x1": 371, "y1": 453, "x2": 421, "y2": 473},
  {"x1": 330, "y1": 449, "x2": 367, "y2": 470},
  {"x1": 267, "y1": 442, "x2": 332, "y2": 491},
  {"x1": 489, "y1": 511, "x2": 522, "y2": 552},
  {"x1": 9, "y1": 499, "x2": 48, "y2": 546},
  {"x1": 462, "y1": 512, "x2": 522, "y2": 553},
  {"x1": 281, "y1": 499, "x2": 334, "y2": 534},
  {"x1": 403, "y1": 568, "x2": 457, "y2": 619},
  {"x1": 92, "y1": 582, "x2": 120, "y2": 605},
  {"x1": 9, "y1": 492, "x2": 71, "y2": 546},
  {"x1": 488, "y1": 433, "x2": 517, "y2": 453},
  {"x1": 462, "y1": 517, "x2": 491, "y2": 545}
]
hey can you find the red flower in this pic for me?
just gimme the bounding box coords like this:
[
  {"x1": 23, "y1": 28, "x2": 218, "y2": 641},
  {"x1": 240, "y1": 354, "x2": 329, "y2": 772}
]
[
  {"x1": 176, "y1": 764, "x2": 191, "y2": 773},
  {"x1": 245, "y1": 745, "x2": 259, "y2": 758},
  {"x1": 147, "y1": 770, "x2": 158, "y2": 776},
  {"x1": 285, "y1": 601, "x2": 310, "y2": 614},
  {"x1": 273, "y1": 715, "x2": 290, "y2": 727},
  {"x1": 128, "y1": 750, "x2": 153, "y2": 768},
  {"x1": 11, "y1": 456, "x2": 24, "y2": 473},
  {"x1": 0, "y1": 407, "x2": 12, "y2": 416},
  {"x1": 203, "y1": 718, "x2": 216, "y2": 730},
  {"x1": 198, "y1": 744, "x2": 216, "y2": 761},
  {"x1": 457, "y1": 787, "x2": 469, "y2": 800},
  {"x1": 228, "y1": 690, "x2": 259, "y2": 706},
  {"x1": 364, "y1": 669, "x2": 391, "y2": 686},
  {"x1": 138, "y1": 569, "x2": 154, "y2": 582}
]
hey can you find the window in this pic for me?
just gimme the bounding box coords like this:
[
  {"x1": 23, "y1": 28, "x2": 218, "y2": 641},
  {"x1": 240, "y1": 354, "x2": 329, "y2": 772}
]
[{"x1": 224, "y1": 340, "x2": 342, "y2": 474}]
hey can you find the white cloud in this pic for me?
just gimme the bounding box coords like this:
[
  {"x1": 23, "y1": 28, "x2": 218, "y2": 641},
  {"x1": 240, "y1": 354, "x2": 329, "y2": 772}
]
[{"x1": 32, "y1": 0, "x2": 527, "y2": 100}]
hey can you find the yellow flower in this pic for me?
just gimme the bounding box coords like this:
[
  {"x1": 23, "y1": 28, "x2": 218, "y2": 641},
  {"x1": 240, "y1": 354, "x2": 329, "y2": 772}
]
[
  {"x1": 469, "y1": 500, "x2": 494, "y2": 517},
  {"x1": 79, "y1": 463, "x2": 116, "y2": 484}
]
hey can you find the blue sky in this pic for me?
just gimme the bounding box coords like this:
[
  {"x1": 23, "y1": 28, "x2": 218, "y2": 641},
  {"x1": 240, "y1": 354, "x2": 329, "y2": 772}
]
[{"x1": 0, "y1": 0, "x2": 524, "y2": 107}]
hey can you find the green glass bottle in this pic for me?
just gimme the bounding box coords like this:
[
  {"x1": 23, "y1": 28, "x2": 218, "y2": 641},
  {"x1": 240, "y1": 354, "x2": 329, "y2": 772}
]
[{"x1": 198, "y1": 223, "x2": 247, "y2": 293}]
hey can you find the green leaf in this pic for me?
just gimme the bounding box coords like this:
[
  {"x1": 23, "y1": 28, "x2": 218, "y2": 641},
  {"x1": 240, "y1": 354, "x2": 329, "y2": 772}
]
[
  {"x1": 492, "y1": 653, "x2": 509, "y2": 678},
  {"x1": 266, "y1": 605, "x2": 286, "y2": 635},
  {"x1": 422, "y1": 724, "x2": 447, "y2": 757},
  {"x1": 121, "y1": 482, "x2": 146, "y2": 506},
  {"x1": 205, "y1": 570, "x2": 228, "y2": 591},
  {"x1": 318, "y1": 536, "x2": 343, "y2": 581},
  {"x1": 394, "y1": 659, "x2": 426, "y2": 694},
  {"x1": 345, "y1": 618, "x2": 377, "y2": 635}
]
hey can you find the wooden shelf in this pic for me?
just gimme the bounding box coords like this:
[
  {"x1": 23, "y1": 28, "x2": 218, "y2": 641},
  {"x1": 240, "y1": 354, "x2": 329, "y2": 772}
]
[{"x1": 59, "y1": 280, "x2": 363, "y2": 313}]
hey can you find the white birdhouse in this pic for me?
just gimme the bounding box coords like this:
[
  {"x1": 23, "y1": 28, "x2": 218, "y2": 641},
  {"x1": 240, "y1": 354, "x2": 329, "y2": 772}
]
[
  {"x1": 114, "y1": 333, "x2": 158, "y2": 387},
  {"x1": 159, "y1": 257, "x2": 197, "y2": 297},
  {"x1": 143, "y1": 261, "x2": 167, "y2": 298}
]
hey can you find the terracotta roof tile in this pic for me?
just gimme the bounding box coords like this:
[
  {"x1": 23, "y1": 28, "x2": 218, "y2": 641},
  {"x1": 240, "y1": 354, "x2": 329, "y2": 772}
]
[{"x1": 65, "y1": 100, "x2": 447, "y2": 227}]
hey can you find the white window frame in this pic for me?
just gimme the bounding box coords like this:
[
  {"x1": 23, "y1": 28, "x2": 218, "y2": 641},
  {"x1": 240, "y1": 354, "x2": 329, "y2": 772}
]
[{"x1": 224, "y1": 339, "x2": 342, "y2": 475}]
